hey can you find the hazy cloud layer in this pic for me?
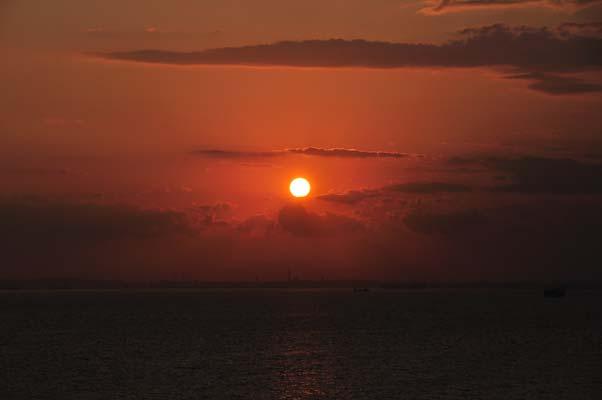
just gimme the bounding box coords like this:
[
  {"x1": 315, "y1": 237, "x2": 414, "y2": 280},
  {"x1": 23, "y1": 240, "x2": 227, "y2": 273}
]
[
  {"x1": 403, "y1": 209, "x2": 487, "y2": 235},
  {"x1": 387, "y1": 182, "x2": 472, "y2": 193},
  {"x1": 506, "y1": 72, "x2": 602, "y2": 95},
  {"x1": 557, "y1": 22, "x2": 602, "y2": 38},
  {"x1": 194, "y1": 202, "x2": 234, "y2": 226},
  {"x1": 0, "y1": 199, "x2": 194, "y2": 242},
  {"x1": 487, "y1": 156, "x2": 602, "y2": 194},
  {"x1": 448, "y1": 155, "x2": 602, "y2": 194},
  {"x1": 419, "y1": 0, "x2": 602, "y2": 15},
  {"x1": 192, "y1": 147, "x2": 412, "y2": 159},
  {"x1": 318, "y1": 182, "x2": 473, "y2": 204},
  {"x1": 318, "y1": 190, "x2": 380, "y2": 205},
  {"x1": 2, "y1": 194, "x2": 602, "y2": 281},
  {"x1": 278, "y1": 204, "x2": 365, "y2": 236},
  {"x1": 0, "y1": 198, "x2": 365, "y2": 279}
]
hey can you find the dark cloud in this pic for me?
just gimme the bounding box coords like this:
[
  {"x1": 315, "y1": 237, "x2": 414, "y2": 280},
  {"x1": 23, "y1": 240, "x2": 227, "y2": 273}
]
[
  {"x1": 584, "y1": 152, "x2": 602, "y2": 160},
  {"x1": 101, "y1": 24, "x2": 602, "y2": 94},
  {"x1": 195, "y1": 202, "x2": 234, "y2": 224},
  {"x1": 557, "y1": 22, "x2": 602, "y2": 39},
  {"x1": 447, "y1": 156, "x2": 481, "y2": 166},
  {"x1": 318, "y1": 182, "x2": 472, "y2": 204},
  {"x1": 2, "y1": 195, "x2": 602, "y2": 282},
  {"x1": 419, "y1": 0, "x2": 602, "y2": 15},
  {"x1": 497, "y1": 133, "x2": 602, "y2": 154},
  {"x1": 192, "y1": 147, "x2": 412, "y2": 160},
  {"x1": 0, "y1": 199, "x2": 195, "y2": 243},
  {"x1": 101, "y1": 25, "x2": 602, "y2": 72},
  {"x1": 403, "y1": 209, "x2": 487, "y2": 235},
  {"x1": 452, "y1": 24, "x2": 602, "y2": 73},
  {"x1": 394, "y1": 201, "x2": 602, "y2": 281},
  {"x1": 506, "y1": 71, "x2": 602, "y2": 95},
  {"x1": 278, "y1": 204, "x2": 364, "y2": 237},
  {"x1": 448, "y1": 155, "x2": 602, "y2": 194},
  {"x1": 486, "y1": 156, "x2": 602, "y2": 194},
  {"x1": 237, "y1": 215, "x2": 275, "y2": 236},
  {"x1": 0, "y1": 198, "x2": 242, "y2": 280},
  {"x1": 318, "y1": 190, "x2": 380, "y2": 205},
  {"x1": 386, "y1": 182, "x2": 473, "y2": 193}
]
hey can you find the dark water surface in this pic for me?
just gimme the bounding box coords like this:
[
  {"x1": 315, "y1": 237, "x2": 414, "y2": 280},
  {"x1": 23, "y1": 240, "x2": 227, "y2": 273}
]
[{"x1": 1, "y1": 289, "x2": 601, "y2": 399}]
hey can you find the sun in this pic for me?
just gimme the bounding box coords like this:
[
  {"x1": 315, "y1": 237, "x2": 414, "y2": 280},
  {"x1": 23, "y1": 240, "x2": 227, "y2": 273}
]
[{"x1": 289, "y1": 177, "x2": 311, "y2": 198}]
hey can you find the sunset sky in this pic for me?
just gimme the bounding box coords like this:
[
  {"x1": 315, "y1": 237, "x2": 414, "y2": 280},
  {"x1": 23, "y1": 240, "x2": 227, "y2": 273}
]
[{"x1": 1, "y1": 1, "x2": 602, "y2": 282}]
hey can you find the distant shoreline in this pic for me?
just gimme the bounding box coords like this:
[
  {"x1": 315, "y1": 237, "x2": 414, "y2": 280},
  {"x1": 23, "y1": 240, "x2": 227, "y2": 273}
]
[{"x1": 1, "y1": 280, "x2": 600, "y2": 291}]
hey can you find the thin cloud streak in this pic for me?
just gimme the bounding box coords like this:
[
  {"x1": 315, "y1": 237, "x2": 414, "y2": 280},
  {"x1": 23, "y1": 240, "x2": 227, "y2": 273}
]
[
  {"x1": 191, "y1": 147, "x2": 414, "y2": 159},
  {"x1": 318, "y1": 182, "x2": 473, "y2": 204},
  {"x1": 288, "y1": 147, "x2": 412, "y2": 158},
  {"x1": 506, "y1": 72, "x2": 602, "y2": 95},
  {"x1": 419, "y1": 0, "x2": 602, "y2": 15}
]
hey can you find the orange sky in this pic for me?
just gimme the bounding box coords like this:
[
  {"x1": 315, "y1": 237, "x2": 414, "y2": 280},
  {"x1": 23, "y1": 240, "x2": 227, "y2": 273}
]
[
  {"x1": 2, "y1": 1, "x2": 601, "y2": 159},
  {"x1": 1, "y1": 1, "x2": 602, "y2": 281}
]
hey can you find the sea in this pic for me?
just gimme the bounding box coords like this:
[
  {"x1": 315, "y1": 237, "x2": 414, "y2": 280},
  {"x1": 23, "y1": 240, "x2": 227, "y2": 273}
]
[{"x1": 1, "y1": 289, "x2": 600, "y2": 399}]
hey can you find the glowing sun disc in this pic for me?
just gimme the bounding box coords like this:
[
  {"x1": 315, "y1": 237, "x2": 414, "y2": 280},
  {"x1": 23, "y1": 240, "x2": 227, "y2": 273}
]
[{"x1": 290, "y1": 177, "x2": 311, "y2": 198}]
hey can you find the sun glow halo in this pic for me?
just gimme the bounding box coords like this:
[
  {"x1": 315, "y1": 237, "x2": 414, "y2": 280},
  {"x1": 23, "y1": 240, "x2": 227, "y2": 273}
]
[{"x1": 289, "y1": 177, "x2": 311, "y2": 198}]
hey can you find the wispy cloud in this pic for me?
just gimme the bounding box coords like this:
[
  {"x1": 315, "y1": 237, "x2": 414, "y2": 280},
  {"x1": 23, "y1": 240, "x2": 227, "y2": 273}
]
[
  {"x1": 419, "y1": 0, "x2": 602, "y2": 15},
  {"x1": 191, "y1": 147, "x2": 413, "y2": 160},
  {"x1": 278, "y1": 204, "x2": 364, "y2": 237},
  {"x1": 506, "y1": 72, "x2": 602, "y2": 95},
  {"x1": 318, "y1": 182, "x2": 473, "y2": 204},
  {"x1": 287, "y1": 147, "x2": 412, "y2": 158}
]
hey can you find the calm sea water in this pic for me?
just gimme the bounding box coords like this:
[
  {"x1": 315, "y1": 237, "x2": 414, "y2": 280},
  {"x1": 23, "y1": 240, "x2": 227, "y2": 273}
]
[{"x1": 1, "y1": 289, "x2": 601, "y2": 399}]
